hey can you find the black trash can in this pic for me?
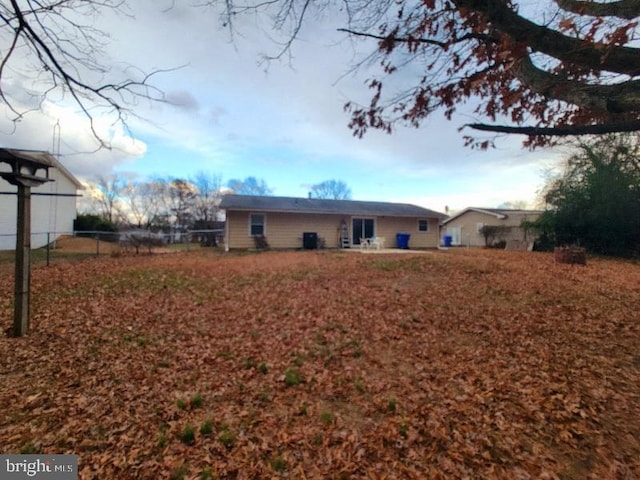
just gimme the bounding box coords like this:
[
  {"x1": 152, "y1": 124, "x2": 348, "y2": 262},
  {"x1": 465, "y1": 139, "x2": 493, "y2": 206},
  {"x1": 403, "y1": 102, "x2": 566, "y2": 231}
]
[{"x1": 303, "y1": 232, "x2": 318, "y2": 249}]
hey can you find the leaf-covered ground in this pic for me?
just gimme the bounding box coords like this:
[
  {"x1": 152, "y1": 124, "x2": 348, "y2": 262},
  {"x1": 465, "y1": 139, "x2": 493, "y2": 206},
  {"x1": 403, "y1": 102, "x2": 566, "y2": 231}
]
[{"x1": 1, "y1": 249, "x2": 639, "y2": 479}]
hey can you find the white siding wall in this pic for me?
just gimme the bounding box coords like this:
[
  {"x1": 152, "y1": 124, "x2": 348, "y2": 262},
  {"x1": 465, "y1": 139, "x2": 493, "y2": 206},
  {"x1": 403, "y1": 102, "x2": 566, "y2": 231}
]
[{"x1": 0, "y1": 167, "x2": 79, "y2": 250}]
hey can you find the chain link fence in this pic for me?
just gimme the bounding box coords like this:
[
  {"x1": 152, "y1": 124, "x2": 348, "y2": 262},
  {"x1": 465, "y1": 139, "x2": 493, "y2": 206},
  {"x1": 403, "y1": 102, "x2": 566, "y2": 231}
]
[{"x1": 0, "y1": 229, "x2": 224, "y2": 265}]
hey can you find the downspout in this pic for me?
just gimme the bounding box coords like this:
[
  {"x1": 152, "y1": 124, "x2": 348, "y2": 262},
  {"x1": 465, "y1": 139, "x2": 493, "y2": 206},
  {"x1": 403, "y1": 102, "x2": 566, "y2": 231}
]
[{"x1": 224, "y1": 211, "x2": 229, "y2": 252}]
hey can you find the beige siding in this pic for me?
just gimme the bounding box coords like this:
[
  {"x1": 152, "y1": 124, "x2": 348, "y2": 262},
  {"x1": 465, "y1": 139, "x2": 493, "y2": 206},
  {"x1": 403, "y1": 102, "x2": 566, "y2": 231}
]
[
  {"x1": 444, "y1": 211, "x2": 540, "y2": 247},
  {"x1": 226, "y1": 211, "x2": 441, "y2": 249},
  {"x1": 376, "y1": 216, "x2": 439, "y2": 248},
  {"x1": 227, "y1": 211, "x2": 346, "y2": 249}
]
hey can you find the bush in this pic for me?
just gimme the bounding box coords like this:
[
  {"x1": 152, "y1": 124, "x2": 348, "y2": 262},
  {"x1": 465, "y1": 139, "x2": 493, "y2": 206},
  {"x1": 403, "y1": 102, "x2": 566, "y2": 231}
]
[
  {"x1": 479, "y1": 225, "x2": 511, "y2": 248},
  {"x1": 74, "y1": 214, "x2": 117, "y2": 233},
  {"x1": 253, "y1": 235, "x2": 269, "y2": 250}
]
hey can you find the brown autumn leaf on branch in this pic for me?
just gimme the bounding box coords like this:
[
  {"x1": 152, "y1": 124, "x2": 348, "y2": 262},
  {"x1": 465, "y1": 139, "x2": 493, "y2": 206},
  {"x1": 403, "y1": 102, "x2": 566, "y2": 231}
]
[{"x1": 0, "y1": 248, "x2": 639, "y2": 479}]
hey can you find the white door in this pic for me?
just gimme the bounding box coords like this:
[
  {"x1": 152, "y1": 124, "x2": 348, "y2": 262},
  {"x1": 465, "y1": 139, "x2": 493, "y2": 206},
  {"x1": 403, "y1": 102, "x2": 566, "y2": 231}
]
[{"x1": 447, "y1": 226, "x2": 461, "y2": 245}]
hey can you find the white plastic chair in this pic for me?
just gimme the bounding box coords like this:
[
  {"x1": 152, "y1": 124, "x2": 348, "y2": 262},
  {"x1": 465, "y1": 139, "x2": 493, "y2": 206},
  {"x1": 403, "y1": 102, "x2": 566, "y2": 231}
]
[{"x1": 370, "y1": 237, "x2": 385, "y2": 250}]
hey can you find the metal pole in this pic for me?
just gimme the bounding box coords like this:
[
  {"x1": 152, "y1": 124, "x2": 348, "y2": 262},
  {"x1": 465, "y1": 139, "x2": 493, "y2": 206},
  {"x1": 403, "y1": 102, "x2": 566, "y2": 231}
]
[
  {"x1": 14, "y1": 184, "x2": 31, "y2": 336},
  {"x1": 46, "y1": 232, "x2": 51, "y2": 267}
]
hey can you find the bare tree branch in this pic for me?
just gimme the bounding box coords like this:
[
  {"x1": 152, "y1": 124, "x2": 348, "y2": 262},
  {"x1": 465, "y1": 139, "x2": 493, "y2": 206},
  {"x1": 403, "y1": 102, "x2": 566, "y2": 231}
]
[{"x1": 0, "y1": 0, "x2": 168, "y2": 148}]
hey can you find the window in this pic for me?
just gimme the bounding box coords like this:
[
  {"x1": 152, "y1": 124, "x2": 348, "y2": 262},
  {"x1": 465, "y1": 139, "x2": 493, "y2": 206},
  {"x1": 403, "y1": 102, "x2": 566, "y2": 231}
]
[
  {"x1": 418, "y1": 219, "x2": 429, "y2": 232},
  {"x1": 250, "y1": 214, "x2": 265, "y2": 236}
]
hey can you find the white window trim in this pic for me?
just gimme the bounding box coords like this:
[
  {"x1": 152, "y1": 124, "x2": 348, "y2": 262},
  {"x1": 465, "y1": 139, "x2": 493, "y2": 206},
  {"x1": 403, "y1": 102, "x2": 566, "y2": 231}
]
[
  {"x1": 417, "y1": 219, "x2": 429, "y2": 233},
  {"x1": 249, "y1": 213, "x2": 266, "y2": 236}
]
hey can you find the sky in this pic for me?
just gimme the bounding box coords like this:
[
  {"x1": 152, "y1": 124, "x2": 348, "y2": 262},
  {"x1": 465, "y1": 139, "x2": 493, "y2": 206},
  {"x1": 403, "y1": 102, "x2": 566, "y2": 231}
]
[{"x1": 0, "y1": 0, "x2": 566, "y2": 214}]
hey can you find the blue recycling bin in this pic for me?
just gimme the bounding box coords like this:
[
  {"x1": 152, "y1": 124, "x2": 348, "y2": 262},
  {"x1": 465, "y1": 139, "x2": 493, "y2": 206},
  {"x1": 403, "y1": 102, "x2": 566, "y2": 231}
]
[
  {"x1": 396, "y1": 232, "x2": 411, "y2": 249},
  {"x1": 443, "y1": 235, "x2": 453, "y2": 247}
]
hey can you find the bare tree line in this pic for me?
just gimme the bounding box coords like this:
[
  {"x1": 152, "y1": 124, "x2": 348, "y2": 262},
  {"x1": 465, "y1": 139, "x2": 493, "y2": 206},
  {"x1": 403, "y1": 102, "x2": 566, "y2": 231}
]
[
  {"x1": 81, "y1": 173, "x2": 354, "y2": 232},
  {"x1": 83, "y1": 171, "x2": 225, "y2": 232}
]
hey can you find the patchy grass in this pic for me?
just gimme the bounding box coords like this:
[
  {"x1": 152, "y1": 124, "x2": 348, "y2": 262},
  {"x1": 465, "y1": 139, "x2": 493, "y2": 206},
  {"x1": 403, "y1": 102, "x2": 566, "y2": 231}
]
[
  {"x1": 1, "y1": 249, "x2": 639, "y2": 479},
  {"x1": 178, "y1": 424, "x2": 196, "y2": 445},
  {"x1": 284, "y1": 368, "x2": 302, "y2": 387}
]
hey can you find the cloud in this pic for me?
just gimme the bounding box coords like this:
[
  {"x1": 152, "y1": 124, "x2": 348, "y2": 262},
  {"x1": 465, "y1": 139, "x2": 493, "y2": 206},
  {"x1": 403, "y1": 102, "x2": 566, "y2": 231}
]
[
  {"x1": 0, "y1": 0, "x2": 561, "y2": 210},
  {"x1": 164, "y1": 90, "x2": 201, "y2": 112},
  {"x1": 0, "y1": 96, "x2": 146, "y2": 180}
]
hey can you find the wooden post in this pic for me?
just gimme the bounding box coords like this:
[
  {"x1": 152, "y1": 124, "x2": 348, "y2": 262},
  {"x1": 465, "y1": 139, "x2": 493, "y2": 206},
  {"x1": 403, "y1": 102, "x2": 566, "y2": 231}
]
[
  {"x1": 0, "y1": 148, "x2": 55, "y2": 337},
  {"x1": 14, "y1": 183, "x2": 32, "y2": 336}
]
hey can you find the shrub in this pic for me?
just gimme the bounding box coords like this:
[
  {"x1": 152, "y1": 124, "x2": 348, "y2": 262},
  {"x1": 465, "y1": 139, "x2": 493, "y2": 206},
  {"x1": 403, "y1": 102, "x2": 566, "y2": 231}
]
[
  {"x1": 74, "y1": 214, "x2": 117, "y2": 233},
  {"x1": 479, "y1": 225, "x2": 511, "y2": 248},
  {"x1": 253, "y1": 235, "x2": 269, "y2": 250}
]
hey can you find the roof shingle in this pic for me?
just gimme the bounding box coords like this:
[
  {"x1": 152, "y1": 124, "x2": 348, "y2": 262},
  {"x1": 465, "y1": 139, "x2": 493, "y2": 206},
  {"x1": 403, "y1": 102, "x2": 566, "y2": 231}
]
[{"x1": 220, "y1": 195, "x2": 447, "y2": 219}]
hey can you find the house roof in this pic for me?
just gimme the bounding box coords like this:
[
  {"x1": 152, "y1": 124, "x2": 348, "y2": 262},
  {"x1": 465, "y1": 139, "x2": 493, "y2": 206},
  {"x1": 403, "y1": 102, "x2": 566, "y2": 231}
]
[
  {"x1": 441, "y1": 207, "x2": 544, "y2": 225},
  {"x1": 220, "y1": 194, "x2": 448, "y2": 219},
  {"x1": 52, "y1": 157, "x2": 84, "y2": 190},
  {"x1": 0, "y1": 148, "x2": 84, "y2": 189}
]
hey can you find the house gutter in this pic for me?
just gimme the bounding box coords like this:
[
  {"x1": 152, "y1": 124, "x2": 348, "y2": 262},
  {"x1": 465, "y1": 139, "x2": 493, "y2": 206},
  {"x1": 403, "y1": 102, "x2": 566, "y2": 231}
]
[{"x1": 224, "y1": 214, "x2": 230, "y2": 252}]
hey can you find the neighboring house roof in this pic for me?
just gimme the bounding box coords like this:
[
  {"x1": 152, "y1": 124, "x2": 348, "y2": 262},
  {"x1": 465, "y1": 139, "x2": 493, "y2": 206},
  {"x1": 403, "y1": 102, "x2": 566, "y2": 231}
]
[
  {"x1": 220, "y1": 194, "x2": 448, "y2": 219},
  {"x1": 0, "y1": 148, "x2": 84, "y2": 190},
  {"x1": 441, "y1": 207, "x2": 543, "y2": 225},
  {"x1": 52, "y1": 157, "x2": 84, "y2": 190}
]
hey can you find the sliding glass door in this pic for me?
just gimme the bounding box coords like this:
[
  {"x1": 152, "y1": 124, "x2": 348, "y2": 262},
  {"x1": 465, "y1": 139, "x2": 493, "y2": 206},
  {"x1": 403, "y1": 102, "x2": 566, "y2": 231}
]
[{"x1": 352, "y1": 218, "x2": 375, "y2": 245}]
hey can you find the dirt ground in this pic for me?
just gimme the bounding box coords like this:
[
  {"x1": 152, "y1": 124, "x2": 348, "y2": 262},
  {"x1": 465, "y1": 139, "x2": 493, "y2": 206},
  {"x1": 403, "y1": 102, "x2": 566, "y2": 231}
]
[{"x1": 52, "y1": 235, "x2": 119, "y2": 254}]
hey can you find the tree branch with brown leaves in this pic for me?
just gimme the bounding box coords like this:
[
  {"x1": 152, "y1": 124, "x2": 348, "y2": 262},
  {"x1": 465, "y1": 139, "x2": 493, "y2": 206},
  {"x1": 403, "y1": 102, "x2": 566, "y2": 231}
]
[{"x1": 196, "y1": 0, "x2": 640, "y2": 147}]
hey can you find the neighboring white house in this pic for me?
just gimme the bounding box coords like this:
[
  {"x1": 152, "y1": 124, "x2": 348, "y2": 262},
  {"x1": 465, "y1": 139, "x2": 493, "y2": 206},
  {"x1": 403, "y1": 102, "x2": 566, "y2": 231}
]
[{"x1": 0, "y1": 150, "x2": 83, "y2": 251}]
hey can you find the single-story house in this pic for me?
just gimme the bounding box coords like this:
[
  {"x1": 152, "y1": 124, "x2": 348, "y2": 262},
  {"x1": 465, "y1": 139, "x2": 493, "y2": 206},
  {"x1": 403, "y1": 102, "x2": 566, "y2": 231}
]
[
  {"x1": 219, "y1": 194, "x2": 448, "y2": 250},
  {"x1": 0, "y1": 149, "x2": 84, "y2": 251},
  {"x1": 441, "y1": 207, "x2": 543, "y2": 247}
]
